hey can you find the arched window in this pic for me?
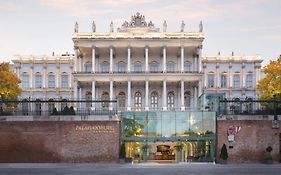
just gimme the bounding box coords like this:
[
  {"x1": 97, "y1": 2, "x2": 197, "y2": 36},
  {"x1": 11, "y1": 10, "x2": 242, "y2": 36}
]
[
  {"x1": 149, "y1": 61, "x2": 159, "y2": 73},
  {"x1": 134, "y1": 92, "x2": 142, "y2": 111},
  {"x1": 184, "y1": 61, "x2": 192, "y2": 72},
  {"x1": 184, "y1": 91, "x2": 191, "y2": 108},
  {"x1": 118, "y1": 92, "x2": 126, "y2": 109},
  {"x1": 61, "y1": 73, "x2": 68, "y2": 88},
  {"x1": 21, "y1": 73, "x2": 29, "y2": 89},
  {"x1": 151, "y1": 91, "x2": 158, "y2": 110},
  {"x1": 100, "y1": 61, "x2": 109, "y2": 73},
  {"x1": 48, "y1": 73, "x2": 55, "y2": 89},
  {"x1": 101, "y1": 92, "x2": 109, "y2": 109},
  {"x1": 134, "y1": 61, "x2": 142, "y2": 73},
  {"x1": 167, "y1": 91, "x2": 175, "y2": 110},
  {"x1": 35, "y1": 73, "x2": 42, "y2": 88},
  {"x1": 85, "y1": 61, "x2": 92, "y2": 72},
  {"x1": 167, "y1": 62, "x2": 176, "y2": 72},
  {"x1": 22, "y1": 98, "x2": 28, "y2": 116},
  {"x1": 245, "y1": 97, "x2": 253, "y2": 114},
  {"x1": 48, "y1": 99, "x2": 55, "y2": 115},
  {"x1": 117, "y1": 62, "x2": 127, "y2": 73},
  {"x1": 35, "y1": 99, "x2": 41, "y2": 116}
]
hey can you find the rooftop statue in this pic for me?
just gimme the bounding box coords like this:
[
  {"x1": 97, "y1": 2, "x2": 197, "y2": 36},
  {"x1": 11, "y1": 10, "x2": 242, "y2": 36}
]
[
  {"x1": 199, "y1": 21, "x2": 203, "y2": 32},
  {"x1": 110, "y1": 21, "x2": 114, "y2": 32},
  {"x1": 180, "y1": 21, "x2": 185, "y2": 32},
  {"x1": 92, "y1": 21, "x2": 96, "y2": 32},
  {"x1": 163, "y1": 20, "x2": 167, "y2": 32},
  {"x1": 74, "y1": 22, "x2": 79, "y2": 33}
]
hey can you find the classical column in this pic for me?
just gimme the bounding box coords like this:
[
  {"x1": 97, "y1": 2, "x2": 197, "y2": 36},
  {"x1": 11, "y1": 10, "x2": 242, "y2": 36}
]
[
  {"x1": 163, "y1": 46, "x2": 166, "y2": 73},
  {"x1": 92, "y1": 47, "x2": 95, "y2": 73},
  {"x1": 80, "y1": 56, "x2": 83, "y2": 72},
  {"x1": 92, "y1": 80, "x2": 96, "y2": 110},
  {"x1": 78, "y1": 86, "x2": 82, "y2": 109},
  {"x1": 73, "y1": 80, "x2": 78, "y2": 109},
  {"x1": 56, "y1": 64, "x2": 59, "y2": 88},
  {"x1": 242, "y1": 64, "x2": 245, "y2": 88},
  {"x1": 181, "y1": 46, "x2": 184, "y2": 72},
  {"x1": 110, "y1": 47, "x2": 113, "y2": 73},
  {"x1": 109, "y1": 80, "x2": 113, "y2": 110},
  {"x1": 74, "y1": 47, "x2": 78, "y2": 72},
  {"x1": 127, "y1": 80, "x2": 131, "y2": 111},
  {"x1": 30, "y1": 65, "x2": 33, "y2": 88},
  {"x1": 68, "y1": 73, "x2": 72, "y2": 88},
  {"x1": 42, "y1": 65, "x2": 46, "y2": 88},
  {"x1": 198, "y1": 81, "x2": 202, "y2": 99},
  {"x1": 145, "y1": 46, "x2": 149, "y2": 72},
  {"x1": 127, "y1": 47, "x2": 131, "y2": 73},
  {"x1": 194, "y1": 86, "x2": 198, "y2": 109},
  {"x1": 193, "y1": 56, "x2": 197, "y2": 72},
  {"x1": 229, "y1": 63, "x2": 233, "y2": 88},
  {"x1": 216, "y1": 63, "x2": 219, "y2": 88},
  {"x1": 163, "y1": 80, "x2": 167, "y2": 111},
  {"x1": 197, "y1": 45, "x2": 202, "y2": 72},
  {"x1": 145, "y1": 80, "x2": 149, "y2": 111},
  {"x1": 181, "y1": 80, "x2": 185, "y2": 111}
]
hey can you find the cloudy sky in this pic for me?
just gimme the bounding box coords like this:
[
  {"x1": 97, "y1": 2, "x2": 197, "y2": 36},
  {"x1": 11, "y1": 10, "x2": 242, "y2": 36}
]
[{"x1": 0, "y1": 0, "x2": 280, "y2": 65}]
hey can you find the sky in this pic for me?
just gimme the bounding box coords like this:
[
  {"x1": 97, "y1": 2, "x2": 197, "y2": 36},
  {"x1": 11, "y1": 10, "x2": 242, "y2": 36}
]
[{"x1": 0, "y1": 0, "x2": 280, "y2": 66}]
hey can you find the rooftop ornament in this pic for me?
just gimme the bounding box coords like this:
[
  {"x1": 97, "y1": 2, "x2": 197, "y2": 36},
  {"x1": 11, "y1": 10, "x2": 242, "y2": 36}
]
[{"x1": 117, "y1": 12, "x2": 159, "y2": 32}]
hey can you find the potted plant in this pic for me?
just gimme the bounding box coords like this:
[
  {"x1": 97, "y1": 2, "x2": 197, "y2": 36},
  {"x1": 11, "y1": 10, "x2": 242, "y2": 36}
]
[
  {"x1": 220, "y1": 144, "x2": 228, "y2": 164},
  {"x1": 264, "y1": 146, "x2": 273, "y2": 164}
]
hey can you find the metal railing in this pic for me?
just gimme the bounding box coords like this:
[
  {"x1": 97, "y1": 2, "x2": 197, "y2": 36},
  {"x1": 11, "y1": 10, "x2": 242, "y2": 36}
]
[{"x1": 218, "y1": 98, "x2": 281, "y2": 116}]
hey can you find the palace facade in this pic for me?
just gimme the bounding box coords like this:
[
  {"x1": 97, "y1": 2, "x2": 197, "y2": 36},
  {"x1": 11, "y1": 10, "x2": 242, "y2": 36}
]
[{"x1": 9, "y1": 13, "x2": 264, "y2": 163}]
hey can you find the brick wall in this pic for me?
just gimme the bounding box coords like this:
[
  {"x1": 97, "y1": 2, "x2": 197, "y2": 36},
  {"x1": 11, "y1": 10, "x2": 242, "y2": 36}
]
[
  {"x1": 217, "y1": 120, "x2": 281, "y2": 163},
  {"x1": 0, "y1": 121, "x2": 120, "y2": 163}
]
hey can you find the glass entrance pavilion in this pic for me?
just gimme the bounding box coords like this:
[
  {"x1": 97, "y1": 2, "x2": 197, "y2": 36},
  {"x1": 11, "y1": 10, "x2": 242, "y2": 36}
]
[{"x1": 121, "y1": 111, "x2": 216, "y2": 163}]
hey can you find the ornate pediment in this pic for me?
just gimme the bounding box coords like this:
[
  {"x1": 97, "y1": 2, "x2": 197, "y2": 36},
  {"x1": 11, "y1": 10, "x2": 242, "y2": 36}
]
[{"x1": 117, "y1": 12, "x2": 159, "y2": 32}]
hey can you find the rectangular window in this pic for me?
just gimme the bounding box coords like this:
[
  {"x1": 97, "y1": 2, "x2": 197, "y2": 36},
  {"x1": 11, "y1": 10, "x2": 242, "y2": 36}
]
[
  {"x1": 61, "y1": 75, "x2": 68, "y2": 88},
  {"x1": 246, "y1": 74, "x2": 253, "y2": 88},
  {"x1": 208, "y1": 74, "x2": 215, "y2": 88},
  {"x1": 233, "y1": 74, "x2": 240, "y2": 88},
  {"x1": 21, "y1": 75, "x2": 29, "y2": 88},
  {"x1": 48, "y1": 75, "x2": 55, "y2": 88},
  {"x1": 35, "y1": 74, "x2": 42, "y2": 88},
  {"x1": 221, "y1": 74, "x2": 227, "y2": 88}
]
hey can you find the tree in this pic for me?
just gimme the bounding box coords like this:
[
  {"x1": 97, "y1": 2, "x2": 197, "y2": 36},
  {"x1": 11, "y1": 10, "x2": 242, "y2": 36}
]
[
  {"x1": 257, "y1": 55, "x2": 281, "y2": 100},
  {"x1": 220, "y1": 144, "x2": 228, "y2": 160},
  {"x1": 0, "y1": 63, "x2": 21, "y2": 101}
]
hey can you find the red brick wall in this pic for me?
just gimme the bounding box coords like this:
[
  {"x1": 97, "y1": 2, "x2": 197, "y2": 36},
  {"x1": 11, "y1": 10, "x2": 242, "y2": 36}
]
[
  {"x1": 217, "y1": 120, "x2": 281, "y2": 163},
  {"x1": 0, "y1": 121, "x2": 120, "y2": 163}
]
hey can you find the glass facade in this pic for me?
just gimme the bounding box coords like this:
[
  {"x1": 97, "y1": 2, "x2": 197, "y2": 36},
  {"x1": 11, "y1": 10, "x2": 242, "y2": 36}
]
[{"x1": 121, "y1": 111, "x2": 216, "y2": 163}]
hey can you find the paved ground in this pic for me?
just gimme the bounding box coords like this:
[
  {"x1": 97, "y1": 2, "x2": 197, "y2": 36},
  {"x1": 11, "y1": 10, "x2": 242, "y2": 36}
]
[{"x1": 0, "y1": 163, "x2": 281, "y2": 175}]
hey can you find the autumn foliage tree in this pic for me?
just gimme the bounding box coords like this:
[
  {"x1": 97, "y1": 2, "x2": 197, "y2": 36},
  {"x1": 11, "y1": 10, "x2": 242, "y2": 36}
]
[
  {"x1": 0, "y1": 63, "x2": 21, "y2": 101},
  {"x1": 257, "y1": 55, "x2": 281, "y2": 100}
]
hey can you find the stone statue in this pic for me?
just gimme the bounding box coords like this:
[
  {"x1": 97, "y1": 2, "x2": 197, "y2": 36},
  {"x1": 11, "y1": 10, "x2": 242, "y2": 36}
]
[
  {"x1": 92, "y1": 21, "x2": 96, "y2": 32},
  {"x1": 163, "y1": 20, "x2": 167, "y2": 32},
  {"x1": 110, "y1": 21, "x2": 114, "y2": 32},
  {"x1": 199, "y1": 21, "x2": 203, "y2": 32},
  {"x1": 180, "y1": 20, "x2": 185, "y2": 32},
  {"x1": 74, "y1": 21, "x2": 79, "y2": 33}
]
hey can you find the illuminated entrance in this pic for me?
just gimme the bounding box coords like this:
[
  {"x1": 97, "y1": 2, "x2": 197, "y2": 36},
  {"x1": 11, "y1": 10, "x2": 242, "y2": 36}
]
[{"x1": 121, "y1": 111, "x2": 216, "y2": 163}]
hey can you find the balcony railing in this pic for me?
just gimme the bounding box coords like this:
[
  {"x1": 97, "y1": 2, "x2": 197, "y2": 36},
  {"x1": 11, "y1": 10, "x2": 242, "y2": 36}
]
[
  {"x1": 74, "y1": 70, "x2": 200, "y2": 74},
  {"x1": 218, "y1": 98, "x2": 281, "y2": 116}
]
